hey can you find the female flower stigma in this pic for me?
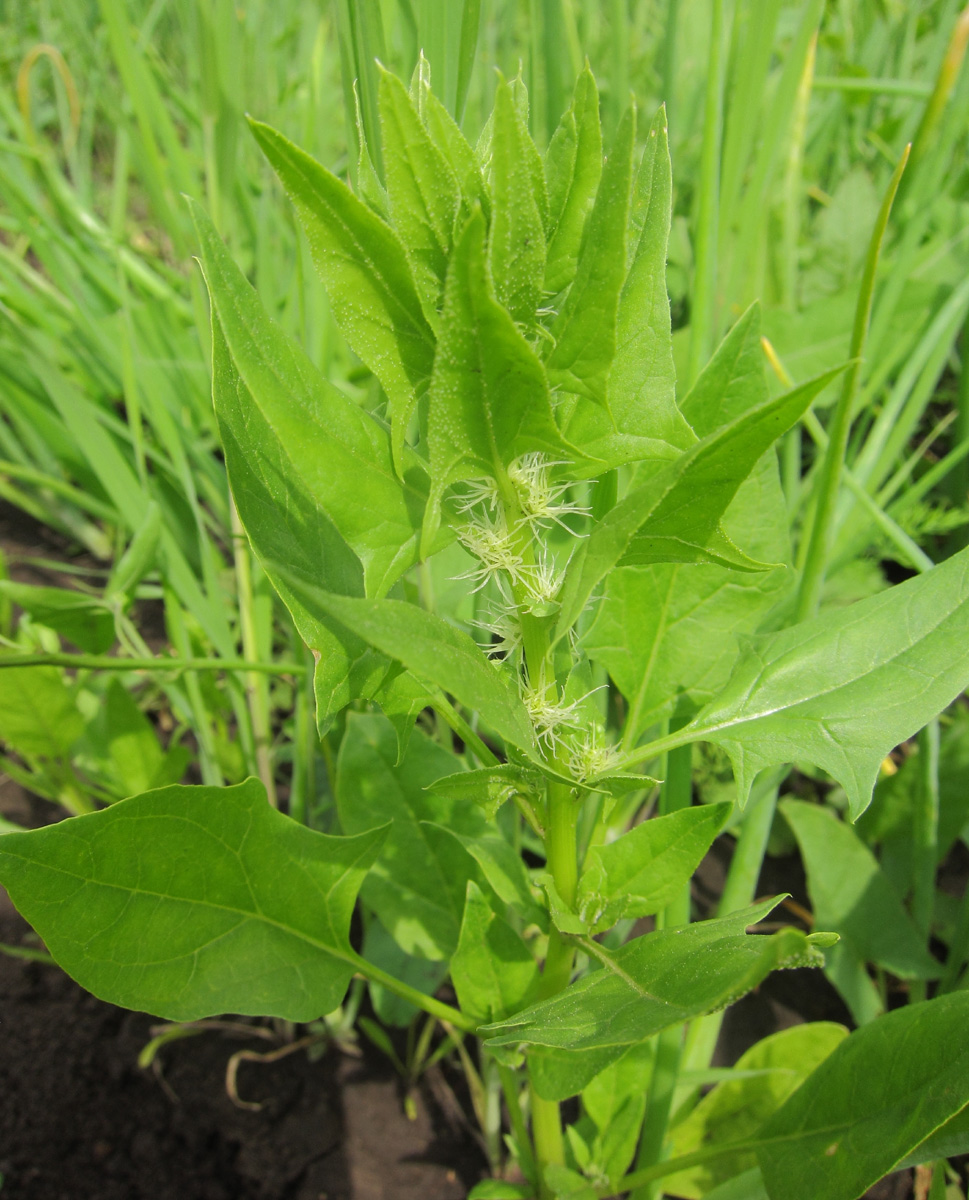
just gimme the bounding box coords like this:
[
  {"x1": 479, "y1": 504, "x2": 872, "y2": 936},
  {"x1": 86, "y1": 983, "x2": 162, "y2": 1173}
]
[{"x1": 508, "y1": 453, "x2": 590, "y2": 533}]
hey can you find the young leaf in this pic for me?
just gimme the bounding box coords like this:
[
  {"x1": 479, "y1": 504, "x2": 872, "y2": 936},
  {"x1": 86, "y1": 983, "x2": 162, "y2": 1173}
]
[
  {"x1": 546, "y1": 104, "x2": 636, "y2": 406},
  {"x1": 757, "y1": 992, "x2": 969, "y2": 1200},
  {"x1": 664, "y1": 1023, "x2": 848, "y2": 1198},
  {"x1": 273, "y1": 575, "x2": 539, "y2": 755},
  {"x1": 450, "y1": 880, "x2": 539, "y2": 1023},
  {"x1": 0, "y1": 779, "x2": 386, "y2": 1021},
  {"x1": 418, "y1": 81, "x2": 488, "y2": 220},
  {"x1": 191, "y1": 198, "x2": 426, "y2": 599},
  {"x1": 682, "y1": 544, "x2": 969, "y2": 815},
  {"x1": 247, "y1": 118, "x2": 435, "y2": 469},
  {"x1": 577, "y1": 803, "x2": 731, "y2": 931},
  {"x1": 781, "y1": 799, "x2": 940, "y2": 981},
  {"x1": 489, "y1": 76, "x2": 546, "y2": 324},
  {"x1": 482, "y1": 899, "x2": 824, "y2": 1100},
  {"x1": 555, "y1": 370, "x2": 838, "y2": 641},
  {"x1": 544, "y1": 67, "x2": 602, "y2": 295},
  {"x1": 563, "y1": 106, "x2": 694, "y2": 468},
  {"x1": 586, "y1": 454, "x2": 792, "y2": 738},
  {"x1": 378, "y1": 67, "x2": 458, "y2": 314},
  {"x1": 424, "y1": 208, "x2": 576, "y2": 547},
  {"x1": 336, "y1": 714, "x2": 480, "y2": 960}
]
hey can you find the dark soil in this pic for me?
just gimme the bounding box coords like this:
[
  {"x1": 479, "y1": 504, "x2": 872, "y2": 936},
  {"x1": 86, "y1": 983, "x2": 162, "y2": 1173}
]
[{"x1": 0, "y1": 894, "x2": 483, "y2": 1199}]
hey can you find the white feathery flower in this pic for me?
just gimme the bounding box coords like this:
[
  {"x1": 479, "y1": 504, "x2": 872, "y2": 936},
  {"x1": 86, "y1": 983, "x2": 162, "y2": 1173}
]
[
  {"x1": 471, "y1": 603, "x2": 522, "y2": 658},
  {"x1": 522, "y1": 682, "x2": 586, "y2": 753},
  {"x1": 454, "y1": 476, "x2": 500, "y2": 514},
  {"x1": 568, "y1": 722, "x2": 622, "y2": 783},
  {"x1": 456, "y1": 515, "x2": 527, "y2": 592},
  {"x1": 508, "y1": 453, "x2": 590, "y2": 533}
]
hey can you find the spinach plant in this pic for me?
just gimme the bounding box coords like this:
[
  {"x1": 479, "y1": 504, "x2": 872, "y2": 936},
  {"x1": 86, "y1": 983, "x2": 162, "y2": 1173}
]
[{"x1": 2, "y1": 65, "x2": 969, "y2": 1200}]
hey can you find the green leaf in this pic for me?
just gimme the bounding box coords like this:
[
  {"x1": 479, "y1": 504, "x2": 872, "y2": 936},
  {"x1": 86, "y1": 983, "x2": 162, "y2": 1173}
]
[
  {"x1": 757, "y1": 992, "x2": 969, "y2": 1200},
  {"x1": 579, "y1": 1044, "x2": 653, "y2": 1180},
  {"x1": 248, "y1": 118, "x2": 435, "y2": 469},
  {"x1": 489, "y1": 76, "x2": 546, "y2": 325},
  {"x1": 75, "y1": 678, "x2": 187, "y2": 799},
  {"x1": 191, "y1": 197, "x2": 425, "y2": 600},
  {"x1": 362, "y1": 918, "x2": 448, "y2": 1027},
  {"x1": 684, "y1": 543, "x2": 969, "y2": 815},
  {"x1": 0, "y1": 582, "x2": 114, "y2": 654},
  {"x1": 417, "y1": 80, "x2": 488, "y2": 220},
  {"x1": 547, "y1": 104, "x2": 636, "y2": 405},
  {"x1": 378, "y1": 67, "x2": 458, "y2": 315},
  {"x1": 482, "y1": 899, "x2": 823, "y2": 1100},
  {"x1": 781, "y1": 799, "x2": 940, "y2": 981},
  {"x1": 428, "y1": 763, "x2": 542, "y2": 820},
  {"x1": 555, "y1": 371, "x2": 836, "y2": 641},
  {"x1": 896, "y1": 1104, "x2": 969, "y2": 1169},
  {"x1": 424, "y1": 208, "x2": 575, "y2": 549},
  {"x1": 451, "y1": 880, "x2": 539, "y2": 1023},
  {"x1": 467, "y1": 1182, "x2": 533, "y2": 1200},
  {"x1": 544, "y1": 67, "x2": 602, "y2": 296},
  {"x1": 435, "y1": 825, "x2": 543, "y2": 924},
  {"x1": 336, "y1": 714, "x2": 482, "y2": 959},
  {"x1": 680, "y1": 304, "x2": 765, "y2": 436},
  {"x1": 0, "y1": 779, "x2": 386, "y2": 1021},
  {"x1": 279, "y1": 576, "x2": 538, "y2": 756},
  {"x1": 562, "y1": 106, "x2": 693, "y2": 469},
  {"x1": 587, "y1": 450, "x2": 792, "y2": 739},
  {"x1": 664, "y1": 1023, "x2": 848, "y2": 1198},
  {"x1": 702, "y1": 1170, "x2": 769, "y2": 1200},
  {"x1": 0, "y1": 659, "x2": 83, "y2": 759},
  {"x1": 577, "y1": 803, "x2": 731, "y2": 931},
  {"x1": 104, "y1": 501, "x2": 163, "y2": 603}
]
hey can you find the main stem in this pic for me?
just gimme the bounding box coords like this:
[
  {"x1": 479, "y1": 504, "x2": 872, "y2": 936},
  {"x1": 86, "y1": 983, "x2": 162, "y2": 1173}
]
[
  {"x1": 497, "y1": 476, "x2": 579, "y2": 1193},
  {"x1": 531, "y1": 777, "x2": 577, "y2": 1191}
]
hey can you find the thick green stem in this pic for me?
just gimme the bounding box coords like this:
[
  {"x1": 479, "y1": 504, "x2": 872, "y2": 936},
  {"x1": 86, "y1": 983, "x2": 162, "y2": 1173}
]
[
  {"x1": 795, "y1": 145, "x2": 910, "y2": 622},
  {"x1": 530, "y1": 778, "x2": 578, "y2": 1192}
]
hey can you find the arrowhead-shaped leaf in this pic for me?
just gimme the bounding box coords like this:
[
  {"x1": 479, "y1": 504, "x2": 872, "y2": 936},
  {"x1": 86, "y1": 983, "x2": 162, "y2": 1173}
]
[
  {"x1": 0, "y1": 780, "x2": 386, "y2": 1021},
  {"x1": 685, "y1": 544, "x2": 969, "y2": 815}
]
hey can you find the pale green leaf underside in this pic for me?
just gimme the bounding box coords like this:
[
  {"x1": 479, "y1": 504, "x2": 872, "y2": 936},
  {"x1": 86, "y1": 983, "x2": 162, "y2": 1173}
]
[
  {"x1": 482, "y1": 899, "x2": 821, "y2": 1099},
  {"x1": 0, "y1": 780, "x2": 386, "y2": 1021}
]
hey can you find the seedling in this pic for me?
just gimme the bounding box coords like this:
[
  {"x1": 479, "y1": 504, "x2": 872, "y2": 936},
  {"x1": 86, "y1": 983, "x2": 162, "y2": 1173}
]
[{"x1": 2, "y1": 64, "x2": 969, "y2": 1200}]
